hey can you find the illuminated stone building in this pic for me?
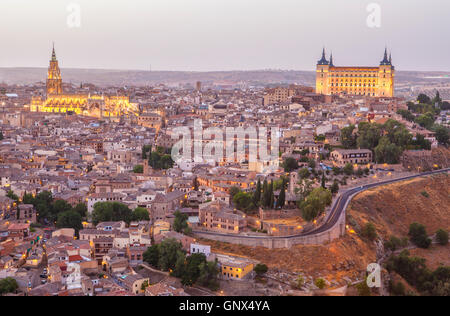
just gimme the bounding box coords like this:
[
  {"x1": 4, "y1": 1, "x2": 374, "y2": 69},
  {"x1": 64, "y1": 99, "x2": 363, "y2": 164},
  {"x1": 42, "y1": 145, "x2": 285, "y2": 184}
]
[
  {"x1": 30, "y1": 46, "x2": 139, "y2": 118},
  {"x1": 316, "y1": 48, "x2": 395, "y2": 97}
]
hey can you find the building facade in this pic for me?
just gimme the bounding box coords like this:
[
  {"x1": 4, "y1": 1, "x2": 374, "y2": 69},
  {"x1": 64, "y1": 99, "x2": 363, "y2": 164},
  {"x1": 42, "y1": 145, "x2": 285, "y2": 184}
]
[
  {"x1": 316, "y1": 48, "x2": 395, "y2": 97},
  {"x1": 30, "y1": 46, "x2": 139, "y2": 118}
]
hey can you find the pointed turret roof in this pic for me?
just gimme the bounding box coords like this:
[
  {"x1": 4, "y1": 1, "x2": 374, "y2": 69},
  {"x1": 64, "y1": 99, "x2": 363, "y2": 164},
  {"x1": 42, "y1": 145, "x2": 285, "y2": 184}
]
[
  {"x1": 329, "y1": 52, "x2": 334, "y2": 67},
  {"x1": 317, "y1": 48, "x2": 329, "y2": 65},
  {"x1": 380, "y1": 47, "x2": 391, "y2": 65}
]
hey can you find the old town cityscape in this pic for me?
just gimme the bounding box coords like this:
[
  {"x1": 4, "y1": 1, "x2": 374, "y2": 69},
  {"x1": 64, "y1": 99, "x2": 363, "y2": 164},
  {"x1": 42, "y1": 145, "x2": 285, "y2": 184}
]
[{"x1": 0, "y1": 38, "x2": 449, "y2": 298}]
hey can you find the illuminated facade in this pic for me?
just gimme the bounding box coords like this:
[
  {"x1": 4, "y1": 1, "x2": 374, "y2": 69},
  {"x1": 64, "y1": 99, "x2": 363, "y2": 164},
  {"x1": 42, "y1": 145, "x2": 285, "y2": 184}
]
[
  {"x1": 30, "y1": 46, "x2": 139, "y2": 118},
  {"x1": 316, "y1": 48, "x2": 395, "y2": 97}
]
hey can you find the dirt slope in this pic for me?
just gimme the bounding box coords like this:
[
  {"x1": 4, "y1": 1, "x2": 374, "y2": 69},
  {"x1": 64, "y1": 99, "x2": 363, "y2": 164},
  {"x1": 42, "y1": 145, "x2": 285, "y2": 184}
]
[
  {"x1": 348, "y1": 174, "x2": 450, "y2": 238},
  {"x1": 199, "y1": 174, "x2": 449, "y2": 285}
]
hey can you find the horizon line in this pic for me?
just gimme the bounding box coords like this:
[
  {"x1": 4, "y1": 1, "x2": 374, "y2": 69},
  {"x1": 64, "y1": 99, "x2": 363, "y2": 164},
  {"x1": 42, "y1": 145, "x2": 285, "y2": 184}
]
[{"x1": 1, "y1": 66, "x2": 450, "y2": 74}]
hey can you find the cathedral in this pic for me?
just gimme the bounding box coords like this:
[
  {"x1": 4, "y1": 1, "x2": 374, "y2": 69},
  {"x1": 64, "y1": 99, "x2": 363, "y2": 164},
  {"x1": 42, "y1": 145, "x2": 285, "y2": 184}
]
[
  {"x1": 30, "y1": 45, "x2": 139, "y2": 118},
  {"x1": 315, "y1": 48, "x2": 395, "y2": 97}
]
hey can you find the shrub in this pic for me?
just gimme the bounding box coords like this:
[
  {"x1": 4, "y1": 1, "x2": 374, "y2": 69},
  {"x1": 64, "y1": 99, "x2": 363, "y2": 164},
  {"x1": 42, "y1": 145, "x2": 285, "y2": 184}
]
[
  {"x1": 254, "y1": 264, "x2": 268, "y2": 277},
  {"x1": 315, "y1": 278, "x2": 326, "y2": 289},
  {"x1": 408, "y1": 223, "x2": 431, "y2": 249},
  {"x1": 390, "y1": 281, "x2": 406, "y2": 296},
  {"x1": 361, "y1": 223, "x2": 377, "y2": 241},
  {"x1": 385, "y1": 236, "x2": 408, "y2": 251},
  {"x1": 436, "y1": 229, "x2": 449, "y2": 246},
  {"x1": 356, "y1": 280, "x2": 371, "y2": 296}
]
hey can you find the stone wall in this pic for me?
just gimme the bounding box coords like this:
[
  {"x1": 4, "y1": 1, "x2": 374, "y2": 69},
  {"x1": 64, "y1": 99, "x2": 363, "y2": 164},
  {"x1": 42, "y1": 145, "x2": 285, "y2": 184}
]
[{"x1": 193, "y1": 206, "x2": 346, "y2": 249}]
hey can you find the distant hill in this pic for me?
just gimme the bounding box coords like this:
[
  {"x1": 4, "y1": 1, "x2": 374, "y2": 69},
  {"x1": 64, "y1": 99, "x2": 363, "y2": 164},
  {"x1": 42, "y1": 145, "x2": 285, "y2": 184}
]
[{"x1": 0, "y1": 67, "x2": 449, "y2": 88}]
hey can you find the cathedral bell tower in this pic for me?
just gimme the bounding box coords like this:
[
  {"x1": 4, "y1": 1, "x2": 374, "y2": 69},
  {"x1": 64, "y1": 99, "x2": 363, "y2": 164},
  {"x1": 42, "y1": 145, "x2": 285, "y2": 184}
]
[{"x1": 46, "y1": 44, "x2": 63, "y2": 95}]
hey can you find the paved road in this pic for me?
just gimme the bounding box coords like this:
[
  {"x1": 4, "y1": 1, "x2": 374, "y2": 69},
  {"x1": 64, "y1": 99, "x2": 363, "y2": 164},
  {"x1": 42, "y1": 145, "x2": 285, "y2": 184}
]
[
  {"x1": 194, "y1": 168, "x2": 450, "y2": 240},
  {"x1": 304, "y1": 167, "x2": 450, "y2": 237}
]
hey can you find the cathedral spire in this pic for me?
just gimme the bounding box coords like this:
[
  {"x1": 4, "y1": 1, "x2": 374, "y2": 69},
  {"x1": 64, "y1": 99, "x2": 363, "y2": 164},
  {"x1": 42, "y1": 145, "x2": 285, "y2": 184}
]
[{"x1": 51, "y1": 43, "x2": 57, "y2": 62}]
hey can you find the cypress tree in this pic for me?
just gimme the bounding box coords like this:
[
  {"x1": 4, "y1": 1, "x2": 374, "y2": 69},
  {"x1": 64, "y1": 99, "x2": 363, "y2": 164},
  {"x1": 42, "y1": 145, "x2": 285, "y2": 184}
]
[
  {"x1": 278, "y1": 184, "x2": 286, "y2": 209},
  {"x1": 253, "y1": 179, "x2": 261, "y2": 206},
  {"x1": 269, "y1": 180, "x2": 274, "y2": 209},
  {"x1": 262, "y1": 180, "x2": 269, "y2": 208}
]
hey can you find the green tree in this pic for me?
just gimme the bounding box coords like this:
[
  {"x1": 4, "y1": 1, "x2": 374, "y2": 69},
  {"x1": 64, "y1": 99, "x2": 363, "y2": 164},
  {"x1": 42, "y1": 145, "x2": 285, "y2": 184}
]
[
  {"x1": 417, "y1": 94, "x2": 431, "y2": 105},
  {"x1": 390, "y1": 281, "x2": 406, "y2": 296},
  {"x1": 6, "y1": 190, "x2": 19, "y2": 203},
  {"x1": 268, "y1": 181, "x2": 274, "y2": 209},
  {"x1": 197, "y1": 259, "x2": 220, "y2": 291},
  {"x1": 357, "y1": 122, "x2": 382, "y2": 150},
  {"x1": 431, "y1": 91, "x2": 442, "y2": 106},
  {"x1": 91, "y1": 202, "x2": 133, "y2": 225},
  {"x1": 330, "y1": 180, "x2": 339, "y2": 194},
  {"x1": 397, "y1": 109, "x2": 415, "y2": 122},
  {"x1": 340, "y1": 125, "x2": 357, "y2": 149},
  {"x1": 0, "y1": 277, "x2": 18, "y2": 295},
  {"x1": 361, "y1": 223, "x2": 377, "y2": 241},
  {"x1": 300, "y1": 188, "x2": 332, "y2": 222},
  {"x1": 132, "y1": 207, "x2": 150, "y2": 221},
  {"x1": 253, "y1": 179, "x2": 261, "y2": 206},
  {"x1": 262, "y1": 180, "x2": 270, "y2": 208},
  {"x1": 374, "y1": 136, "x2": 402, "y2": 164},
  {"x1": 415, "y1": 112, "x2": 435, "y2": 130},
  {"x1": 173, "y1": 210, "x2": 190, "y2": 234},
  {"x1": 433, "y1": 125, "x2": 450, "y2": 145},
  {"x1": 277, "y1": 182, "x2": 286, "y2": 209},
  {"x1": 254, "y1": 264, "x2": 268, "y2": 277},
  {"x1": 408, "y1": 223, "x2": 431, "y2": 249},
  {"x1": 282, "y1": 157, "x2": 299, "y2": 173},
  {"x1": 133, "y1": 165, "x2": 144, "y2": 174},
  {"x1": 143, "y1": 245, "x2": 160, "y2": 267},
  {"x1": 229, "y1": 186, "x2": 241, "y2": 199},
  {"x1": 298, "y1": 168, "x2": 310, "y2": 179},
  {"x1": 72, "y1": 203, "x2": 87, "y2": 218},
  {"x1": 22, "y1": 192, "x2": 35, "y2": 205},
  {"x1": 56, "y1": 210, "x2": 83, "y2": 235},
  {"x1": 436, "y1": 229, "x2": 449, "y2": 246},
  {"x1": 233, "y1": 192, "x2": 255, "y2": 213},
  {"x1": 321, "y1": 172, "x2": 326, "y2": 189},
  {"x1": 157, "y1": 238, "x2": 184, "y2": 272}
]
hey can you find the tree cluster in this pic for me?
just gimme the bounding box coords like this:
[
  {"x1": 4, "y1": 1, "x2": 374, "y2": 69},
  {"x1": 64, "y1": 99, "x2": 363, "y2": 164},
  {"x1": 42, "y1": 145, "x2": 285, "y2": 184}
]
[
  {"x1": 143, "y1": 238, "x2": 219, "y2": 290},
  {"x1": 92, "y1": 202, "x2": 149, "y2": 225},
  {"x1": 386, "y1": 250, "x2": 450, "y2": 296}
]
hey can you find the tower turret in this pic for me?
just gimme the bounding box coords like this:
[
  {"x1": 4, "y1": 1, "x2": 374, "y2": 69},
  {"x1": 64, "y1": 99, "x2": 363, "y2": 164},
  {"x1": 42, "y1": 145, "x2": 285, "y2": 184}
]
[
  {"x1": 316, "y1": 48, "x2": 330, "y2": 94},
  {"x1": 46, "y1": 44, "x2": 63, "y2": 95}
]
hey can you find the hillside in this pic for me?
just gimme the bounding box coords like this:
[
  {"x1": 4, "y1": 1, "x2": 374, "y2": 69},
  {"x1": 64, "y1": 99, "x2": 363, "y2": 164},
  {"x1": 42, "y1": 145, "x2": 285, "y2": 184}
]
[
  {"x1": 200, "y1": 173, "x2": 449, "y2": 289},
  {"x1": 348, "y1": 174, "x2": 450, "y2": 238}
]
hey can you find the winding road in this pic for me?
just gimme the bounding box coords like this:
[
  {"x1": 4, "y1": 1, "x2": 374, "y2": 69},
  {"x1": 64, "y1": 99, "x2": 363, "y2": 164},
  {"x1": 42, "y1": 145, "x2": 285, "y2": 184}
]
[{"x1": 194, "y1": 168, "x2": 450, "y2": 241}]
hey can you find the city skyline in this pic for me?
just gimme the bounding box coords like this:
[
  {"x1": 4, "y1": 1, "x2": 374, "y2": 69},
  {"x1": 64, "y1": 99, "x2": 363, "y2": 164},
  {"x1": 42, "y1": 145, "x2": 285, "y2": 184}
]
[{"x1": 0, "y1": 0, "x2": 449, "y2": 72}]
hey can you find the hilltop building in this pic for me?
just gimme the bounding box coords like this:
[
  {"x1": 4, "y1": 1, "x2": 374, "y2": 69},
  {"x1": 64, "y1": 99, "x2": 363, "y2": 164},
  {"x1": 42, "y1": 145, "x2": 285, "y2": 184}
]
[
  {"x1": 29, "y1": 45, "x2": 139, "y2": 118},
  {"x1": 316, "y1": 48, "x2": 395, "y2": 97}
]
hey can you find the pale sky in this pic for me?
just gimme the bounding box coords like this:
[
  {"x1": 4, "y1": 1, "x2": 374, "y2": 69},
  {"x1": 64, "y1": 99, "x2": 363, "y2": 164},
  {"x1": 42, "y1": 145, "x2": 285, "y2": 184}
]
[{"x1": 0, "y1": 0, "x2": 448, "y2": 71}]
